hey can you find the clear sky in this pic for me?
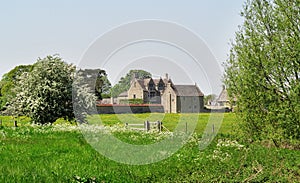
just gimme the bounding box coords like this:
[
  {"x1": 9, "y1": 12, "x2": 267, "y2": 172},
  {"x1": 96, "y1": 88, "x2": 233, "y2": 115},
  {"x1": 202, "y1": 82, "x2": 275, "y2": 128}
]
[{"x1": 0, "y1": 0, "x2": 244, "y2": 95}]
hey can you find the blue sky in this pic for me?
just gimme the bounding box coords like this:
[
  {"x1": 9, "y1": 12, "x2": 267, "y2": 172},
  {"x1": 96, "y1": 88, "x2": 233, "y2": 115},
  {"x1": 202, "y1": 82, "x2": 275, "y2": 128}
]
[{"x1": 0, "y1": 0, "x2": 244, "y2": 94}]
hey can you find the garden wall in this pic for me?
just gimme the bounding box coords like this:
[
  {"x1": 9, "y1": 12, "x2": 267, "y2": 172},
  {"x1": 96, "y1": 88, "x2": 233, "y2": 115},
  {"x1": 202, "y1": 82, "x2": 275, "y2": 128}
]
[{"x1": 97, "y1": 104, "x2": 164, "y2": 114}]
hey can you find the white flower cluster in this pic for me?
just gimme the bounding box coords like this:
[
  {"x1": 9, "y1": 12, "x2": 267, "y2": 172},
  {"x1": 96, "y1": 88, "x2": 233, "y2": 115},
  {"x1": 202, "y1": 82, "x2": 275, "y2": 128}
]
[
  {"x1": 30, "y1": 124, "x2": 80, "y2": 133},
  {"x1": 216, "y1": 139, "x2": 244, "y2": 149},
  {"x1": 207, "y1": 139, "x2": 245, "y2": 162},
  {"x1": 211, "y1": 149, "x2": 231, "y2": 161}
]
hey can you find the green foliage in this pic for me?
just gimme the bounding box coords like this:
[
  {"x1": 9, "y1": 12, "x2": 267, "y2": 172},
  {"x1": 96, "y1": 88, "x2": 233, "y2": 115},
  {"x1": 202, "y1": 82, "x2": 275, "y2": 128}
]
[
  {"x1": 110, "y1": 69, "x2": 151, "y2": 97},
  {"x1": 2, "y1": 56, "x2": 103, "y2": 124},
  {"x1": 77, "y1": 69, "x2": 111, "y2": 100},
  {"x1": 101, "y1": 93, "x2": 111, "y2": 99},
  {"x1": 119, "y1": 99, "x2": 144, "y2": 104},
  {"x1": 6, "y1": 55, "x2": 76, "y2": 124},
  {"x1": 224, "y1": 0, "x2": 300, "y2": 142},
  {"x1": 204, "y1": 94, "x2": 217, "y2": 105},
  {"x1": 72, "y1": 70, "x2": 97, "y2": 123},
  {"x1": 3, "y1": 56, "x2": 70, "y2": 124},
  {"x1": 0, "y1": 65, "x2": 33, "y2": 111},
  {"x1": 99, "y1": 75, "x2": 112, "y2": 96},
  {"x1": 0, "y1": 116, "x2": 32, "y2": 127}
]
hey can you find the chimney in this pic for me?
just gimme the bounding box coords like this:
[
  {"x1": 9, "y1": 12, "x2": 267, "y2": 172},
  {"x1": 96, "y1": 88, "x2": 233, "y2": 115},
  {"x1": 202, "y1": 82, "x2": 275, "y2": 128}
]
[
  {"x1": 165, "y1": 73, "x2": 169, "y2": 80},
  {"x1": 131, "y1": 72, "x2": 138, "y2": 82}
]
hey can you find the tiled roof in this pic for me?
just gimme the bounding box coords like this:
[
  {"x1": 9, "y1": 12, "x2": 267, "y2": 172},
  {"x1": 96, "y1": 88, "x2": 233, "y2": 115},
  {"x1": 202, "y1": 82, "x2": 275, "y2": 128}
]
[
  {"x1": 174, "y1": 85, "x2": 204, "y2": 97},
  {"x1": 136, "y1": 79, "x2": 147, "y2": 91}
]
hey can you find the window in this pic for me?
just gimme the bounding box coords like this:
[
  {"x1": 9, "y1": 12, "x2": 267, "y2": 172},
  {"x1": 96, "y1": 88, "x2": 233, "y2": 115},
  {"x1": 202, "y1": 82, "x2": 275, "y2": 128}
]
[
  {"x1": 158, "y1": 84, "x2": 164, "y2": 90},
  {"x1": 149, "y1": 84, "x2": 154, "y2": 90},
  {"x1": 150, "y1": 92, "x2": 155, "y2": 98},
  {"x1": 133, "y1": 94, "x2": 136, "y2": 99}
]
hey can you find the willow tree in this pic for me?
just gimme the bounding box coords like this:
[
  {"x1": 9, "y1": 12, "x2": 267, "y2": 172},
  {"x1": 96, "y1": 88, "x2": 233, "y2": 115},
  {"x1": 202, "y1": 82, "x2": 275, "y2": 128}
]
[{"x1": 224, "y1": 0, "x2": 300, "y2": 143}]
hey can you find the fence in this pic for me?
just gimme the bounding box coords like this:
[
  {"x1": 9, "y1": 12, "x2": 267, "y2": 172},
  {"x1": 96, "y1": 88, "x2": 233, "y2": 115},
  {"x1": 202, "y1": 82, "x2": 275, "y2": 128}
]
[
  {"x1": 0, "y1": 119, "x2": 17, "y2": 127},
  {"x1": 125, "y1": 121, "x2": 165, "y2": 132}
]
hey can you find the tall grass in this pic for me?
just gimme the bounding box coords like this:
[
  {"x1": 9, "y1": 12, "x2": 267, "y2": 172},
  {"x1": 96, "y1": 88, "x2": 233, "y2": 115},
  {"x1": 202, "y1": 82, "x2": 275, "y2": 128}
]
[
  {"x1": 0, "y1": 113, "x2": 299, "y2": 182},
  {"x1": 87, "y1": 113, "x2": 238, "y2": 135}
]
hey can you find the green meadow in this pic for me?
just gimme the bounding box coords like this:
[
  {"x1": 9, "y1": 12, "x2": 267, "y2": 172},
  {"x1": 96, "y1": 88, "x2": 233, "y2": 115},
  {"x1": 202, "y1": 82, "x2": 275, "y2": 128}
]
[{"x1": 0, "y1": 113, "x2": 299, "y2": 182}]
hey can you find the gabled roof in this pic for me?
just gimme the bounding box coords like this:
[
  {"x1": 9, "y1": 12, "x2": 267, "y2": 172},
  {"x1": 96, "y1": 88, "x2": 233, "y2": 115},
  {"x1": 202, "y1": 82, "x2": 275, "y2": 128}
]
[
  {"x1": 153, "y1": 79, "x2": 161, "y2": 85},
  {"x1": 174, "y1": 85, "x2": 204, "y2": 97},
  {"x1": 136, "y1": 79, "x2": 147, "y2": 91},
  {"x1": 135, "y1": 78, "x2": 158, "y2": 92},
  {"x1": 131, "y1": 76, "x2": 169, "y2": 92},
  {"x1": 217, "y1": 88, "x2": 228, "y2": 102},
  {"x1": 153, "y1": 78, "x2": 169, "y2": 86},
  {"x1": 118, "y1": 91, "x2": 128, "y2": 97},
  {"x1": 216, "y1": 86, "x2": 237, "y2": 102},
  {"x1": 143, "y1": 78, "x2": 152, "y2": 87}
]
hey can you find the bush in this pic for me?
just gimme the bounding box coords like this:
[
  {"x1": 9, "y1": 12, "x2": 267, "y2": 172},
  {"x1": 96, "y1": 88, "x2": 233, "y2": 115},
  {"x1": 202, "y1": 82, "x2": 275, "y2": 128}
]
[
  {"x1": 119, "y1": 99, "x2": 144, "y2": 105},
  {"x1": 224, "y1": 0, "x2": 300, "y2": 143}
]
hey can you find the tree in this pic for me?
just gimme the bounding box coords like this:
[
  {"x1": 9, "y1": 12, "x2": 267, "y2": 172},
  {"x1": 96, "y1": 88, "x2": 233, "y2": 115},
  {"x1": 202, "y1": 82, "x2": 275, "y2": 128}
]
[
  {"x1": 7, "y1": 55, "x2": 96, "y2": 124},
  {"x1": 204, "y1": 94, "x2": 217, "y2": 105},
  {"x1": 95, "y1": 72, "x2": 111, "y2": 100},
  {"x1": 76, "y1": 69, "x2": 111, "y2": 100},
  {"x1": 72, "y1": 70, "x2": 97, "y2": 123},
  {"x1": 110, "y1": 70, "x2": 152, "y2": 97},
  {"x1": 99, "y1": 75, "x2": 112, "y2": 98},
  {"x1": 224, "y1": 0, "x2": 300, "y2": 143},
  {"x1": 0, "y1": 65, "x2": 33, "y2": 111}
]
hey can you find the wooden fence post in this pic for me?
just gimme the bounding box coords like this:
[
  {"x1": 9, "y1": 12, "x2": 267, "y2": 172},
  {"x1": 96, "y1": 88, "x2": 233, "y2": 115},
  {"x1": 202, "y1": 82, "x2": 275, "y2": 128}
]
[
  {"x1": 144, "y1": 121, "x2": 150, "y2": 131},
  {"x1": 157, "y1": 121, "x2": 162, "y2": 132},
  {"x1": 0, "y1": 119, "x2": 2, "y2": 126},
  {"x1": 185, "y1": 122, "x2": 188, "y2": 134},
  {"x1": 147, "y1": 121, "x2": 150, "y2": 131},
  {"x1": 14, "y1": 120, "x2": 18, "y2": 127}
]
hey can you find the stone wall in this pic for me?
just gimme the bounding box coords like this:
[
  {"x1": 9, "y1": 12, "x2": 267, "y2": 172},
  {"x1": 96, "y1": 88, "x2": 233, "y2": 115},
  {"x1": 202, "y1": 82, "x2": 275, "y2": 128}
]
[
  {"x1": 161, "y1": 83, "x2": 177, "y2": 113},
  {"x1": 177, "y1": 96, "x2": 204, "y2": 113},
  {"x1": 128, "y1": 81, "x2": 147, "y2": 102}
]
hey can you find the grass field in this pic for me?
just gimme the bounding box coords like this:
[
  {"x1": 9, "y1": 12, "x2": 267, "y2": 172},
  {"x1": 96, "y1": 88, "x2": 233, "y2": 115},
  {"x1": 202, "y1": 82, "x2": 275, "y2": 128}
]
[{"x1": 0, "y1": 113, "x2": 299, "y2": 182}]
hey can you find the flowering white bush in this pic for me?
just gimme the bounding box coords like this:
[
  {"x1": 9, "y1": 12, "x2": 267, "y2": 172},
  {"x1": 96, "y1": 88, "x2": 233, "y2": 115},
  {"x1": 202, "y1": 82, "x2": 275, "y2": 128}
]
[{"x1": 7, "y1": 55, "x2": 76, "y2": 124}]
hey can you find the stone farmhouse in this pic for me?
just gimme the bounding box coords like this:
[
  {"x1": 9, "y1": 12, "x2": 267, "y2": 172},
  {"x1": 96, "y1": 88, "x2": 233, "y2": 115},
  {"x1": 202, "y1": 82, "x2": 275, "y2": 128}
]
[
  {"x1": 117, "y1": 74, "x2": 204, "y2": 113},
  {"x1": 215, "y1": 85, "x2": 237, "y2": 110}
]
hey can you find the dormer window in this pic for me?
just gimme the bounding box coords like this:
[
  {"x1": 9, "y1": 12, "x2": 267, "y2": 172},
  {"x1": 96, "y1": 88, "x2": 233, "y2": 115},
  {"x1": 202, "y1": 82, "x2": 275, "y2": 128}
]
[
  {"x1": 149, "y1": 83, "x2": 154, "y2": 90},
  {"x1": 158, "y1": 84, "x2": 164, "y2": 90}
]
